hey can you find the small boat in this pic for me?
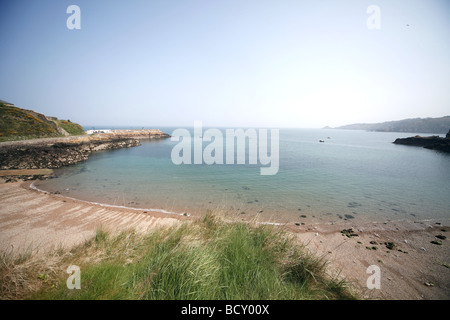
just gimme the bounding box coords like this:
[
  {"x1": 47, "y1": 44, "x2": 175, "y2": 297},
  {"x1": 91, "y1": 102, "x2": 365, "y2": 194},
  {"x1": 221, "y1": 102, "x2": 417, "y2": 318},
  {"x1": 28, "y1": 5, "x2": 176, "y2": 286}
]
[{"x1": 319, "y1": 139, "x2": 325, "y2": 142}]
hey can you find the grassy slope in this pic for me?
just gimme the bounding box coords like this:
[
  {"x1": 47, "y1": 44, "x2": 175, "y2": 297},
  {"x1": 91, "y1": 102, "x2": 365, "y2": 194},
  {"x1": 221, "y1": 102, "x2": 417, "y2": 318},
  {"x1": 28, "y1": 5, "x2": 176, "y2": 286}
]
[
  {"x1": 51, "y1": 119, "x2": 85, "y2": 136},
  {"x1": 1, "y1": 214, "x2": 356, "y2": 300},
  {"x1": 0, "y1": 103, "x2": 85, "y2": 141}
]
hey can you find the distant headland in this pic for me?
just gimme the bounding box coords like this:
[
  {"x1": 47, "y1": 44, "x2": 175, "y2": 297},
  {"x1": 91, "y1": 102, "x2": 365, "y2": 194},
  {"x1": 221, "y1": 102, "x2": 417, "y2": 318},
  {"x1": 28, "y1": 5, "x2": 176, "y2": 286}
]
[{"x1": 328, "y1": 116, "x2": 450, "y2": 134}]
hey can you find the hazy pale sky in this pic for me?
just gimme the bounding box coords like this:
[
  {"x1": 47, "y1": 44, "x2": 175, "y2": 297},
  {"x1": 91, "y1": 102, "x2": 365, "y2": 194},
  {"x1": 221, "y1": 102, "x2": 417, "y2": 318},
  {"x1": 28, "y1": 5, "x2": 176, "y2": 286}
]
[{"x1": 0, "y1": 0, "x2": 449, "y2": 128}]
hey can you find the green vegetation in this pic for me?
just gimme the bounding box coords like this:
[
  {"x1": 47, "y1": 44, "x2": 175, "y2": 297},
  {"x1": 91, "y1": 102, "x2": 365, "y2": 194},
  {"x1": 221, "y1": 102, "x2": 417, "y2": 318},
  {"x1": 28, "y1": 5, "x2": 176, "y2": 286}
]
[
  {"x1": 51, "y1": 119, "x2": 85, "y2": 136},
  {"x1": 1, "y1": 214, "x2": 355, "y2": 300},
  {"x1": 334, "y1": 116, "x2": 450, "y2": 134},
  {"x1": 0, "y1": 102, "x2": 85, "y2": 142}
]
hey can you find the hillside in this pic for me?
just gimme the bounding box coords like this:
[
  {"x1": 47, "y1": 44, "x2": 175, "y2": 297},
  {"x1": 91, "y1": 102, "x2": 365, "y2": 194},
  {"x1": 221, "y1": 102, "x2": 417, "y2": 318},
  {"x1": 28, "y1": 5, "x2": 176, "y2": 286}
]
[
  {"x1": 0, "y1": 102, "x2": 85, "y2": 141},
  {"x1": 333, "y1": 116, "x2": 450, "y2": 134}
]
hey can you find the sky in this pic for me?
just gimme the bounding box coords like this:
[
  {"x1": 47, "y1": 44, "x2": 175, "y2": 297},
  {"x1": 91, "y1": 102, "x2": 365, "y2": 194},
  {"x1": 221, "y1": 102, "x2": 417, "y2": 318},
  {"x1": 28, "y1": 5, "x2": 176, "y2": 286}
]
[{"x1": 0, "y1": 0, "x2": 449, "y2": 128}]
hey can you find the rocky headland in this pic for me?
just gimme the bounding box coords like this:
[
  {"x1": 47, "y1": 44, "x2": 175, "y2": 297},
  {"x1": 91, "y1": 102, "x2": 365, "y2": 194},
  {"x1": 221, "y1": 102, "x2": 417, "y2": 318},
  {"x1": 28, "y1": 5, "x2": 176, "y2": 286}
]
[
  {"x1": 0, "y1": 130, "x2": 170, "y2": 181},
  {"x1": 393, "y1": 129, "x2": 450, "y2": 153}
]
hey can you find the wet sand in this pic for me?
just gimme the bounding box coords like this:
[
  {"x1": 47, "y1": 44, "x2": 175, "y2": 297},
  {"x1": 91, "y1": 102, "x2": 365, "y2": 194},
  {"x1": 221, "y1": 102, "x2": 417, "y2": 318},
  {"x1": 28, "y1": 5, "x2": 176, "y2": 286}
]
[
  {"x1": 0, "y1": 181, "x2": 183, "y2": 255},
  {"x1": 0, "y1": 181, "x2": 448, "y2": 299}
]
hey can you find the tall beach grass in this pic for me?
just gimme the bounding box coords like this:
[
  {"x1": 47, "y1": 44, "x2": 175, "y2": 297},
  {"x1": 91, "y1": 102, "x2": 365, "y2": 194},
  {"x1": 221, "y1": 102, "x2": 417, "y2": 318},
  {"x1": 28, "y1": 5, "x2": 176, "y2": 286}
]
[{"x1": 1, "y1": 214, "x2": 356, "y2": 300}]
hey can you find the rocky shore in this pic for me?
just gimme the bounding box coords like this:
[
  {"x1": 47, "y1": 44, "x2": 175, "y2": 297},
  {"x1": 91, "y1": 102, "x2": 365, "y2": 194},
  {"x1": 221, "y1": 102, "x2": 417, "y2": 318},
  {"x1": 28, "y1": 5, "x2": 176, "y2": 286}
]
[
  {"x1": 0, "y1": 130, "x2": 170, "y2": 181},
  {"x1": 393, "y1": 129, "x2": 450, "y2": 153}
]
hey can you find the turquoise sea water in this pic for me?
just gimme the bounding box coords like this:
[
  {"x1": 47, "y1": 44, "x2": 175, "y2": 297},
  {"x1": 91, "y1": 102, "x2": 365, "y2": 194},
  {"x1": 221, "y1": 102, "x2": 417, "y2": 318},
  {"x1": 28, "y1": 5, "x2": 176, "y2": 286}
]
[{"x1": 34, "y1": 128, "x2": 450, "y2": 224}]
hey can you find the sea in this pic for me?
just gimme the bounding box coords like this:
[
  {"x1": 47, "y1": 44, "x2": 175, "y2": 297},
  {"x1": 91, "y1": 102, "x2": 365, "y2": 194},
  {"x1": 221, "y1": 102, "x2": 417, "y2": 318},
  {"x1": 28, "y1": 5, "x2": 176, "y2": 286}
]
[{"x1": 33, "y1": 127, "x2": 450, "y2": 225}]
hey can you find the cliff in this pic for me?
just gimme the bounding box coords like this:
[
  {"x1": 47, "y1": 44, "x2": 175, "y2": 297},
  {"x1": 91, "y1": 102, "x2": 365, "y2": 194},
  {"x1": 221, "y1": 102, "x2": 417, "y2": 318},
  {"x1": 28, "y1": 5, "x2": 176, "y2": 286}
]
[{"x1": 393, "y1": 129, "x2": 450, "y2": 153}]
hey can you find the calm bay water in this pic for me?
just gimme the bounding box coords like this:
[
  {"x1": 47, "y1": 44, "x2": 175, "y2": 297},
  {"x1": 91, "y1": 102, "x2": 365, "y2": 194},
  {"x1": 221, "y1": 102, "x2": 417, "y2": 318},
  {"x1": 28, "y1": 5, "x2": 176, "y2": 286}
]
[{"x1": 35, "y1": 128, "x2": 450, "y2": 224}]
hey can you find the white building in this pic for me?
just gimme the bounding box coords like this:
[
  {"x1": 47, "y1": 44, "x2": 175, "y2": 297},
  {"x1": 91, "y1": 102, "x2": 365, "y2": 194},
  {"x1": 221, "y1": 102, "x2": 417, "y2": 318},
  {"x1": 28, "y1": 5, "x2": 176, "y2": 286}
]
[{"x1": 86, "y1": 129, "x2": 112, "y2": 134}]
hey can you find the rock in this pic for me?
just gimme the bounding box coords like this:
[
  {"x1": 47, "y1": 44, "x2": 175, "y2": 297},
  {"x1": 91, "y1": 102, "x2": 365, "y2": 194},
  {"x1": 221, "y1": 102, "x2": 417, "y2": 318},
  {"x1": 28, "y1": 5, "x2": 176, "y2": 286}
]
[
  {"x1": 393, "y1": 134, "x2": 450, "y2": 153},
  {"x1": 385, "y1": 242, "x2": 396, "y2": 250},
  {"x1": 0, "y1": 137, "x2": 141, "y2": 172},
  {"x1": 340, "y1": 228, "x2": 359, "y2": 238},
  {"x1": 347, "y1": 202, "x2": 362, "y2": 208}
]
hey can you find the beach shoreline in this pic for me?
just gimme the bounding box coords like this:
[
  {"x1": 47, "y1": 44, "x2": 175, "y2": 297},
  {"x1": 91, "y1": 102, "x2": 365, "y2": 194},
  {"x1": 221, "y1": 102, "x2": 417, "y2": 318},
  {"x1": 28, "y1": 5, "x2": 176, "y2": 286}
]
[
  {"x1": 0, "y1": 181, "x2": 185, "y2": 255},
  {"x1": 0, "y1": 180, "x2": 448, "y2": 300}
]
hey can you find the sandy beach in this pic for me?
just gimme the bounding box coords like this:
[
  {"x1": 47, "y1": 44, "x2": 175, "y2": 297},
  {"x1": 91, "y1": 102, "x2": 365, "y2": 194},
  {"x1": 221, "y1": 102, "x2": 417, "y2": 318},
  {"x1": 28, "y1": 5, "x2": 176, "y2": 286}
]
[
  {"x1": 290, "y1": 219, "x2": 450, "y2": 299},
  {"x1": 0, "y1": 180, "x2": 448, "y2": 300},
  {"x1": 0, "y1": 181, "x2": 182, "y2": 255}
]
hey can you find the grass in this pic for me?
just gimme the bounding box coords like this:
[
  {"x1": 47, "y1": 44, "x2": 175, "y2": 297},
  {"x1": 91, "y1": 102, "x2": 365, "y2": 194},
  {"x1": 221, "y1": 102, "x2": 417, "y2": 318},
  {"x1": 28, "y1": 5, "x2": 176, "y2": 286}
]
[
  {"x1": 0, "y1": 104, "x2": 61, "y2": 141},
  {"x1": 0, "y1": 103, "x2": 85, "y2": 142},
  {"x1": 1, "y1": 214, "x2": 356, "y2": 300},
  {"x1": 51, "y1": 119, "x2": 86, "y2": 136}
]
